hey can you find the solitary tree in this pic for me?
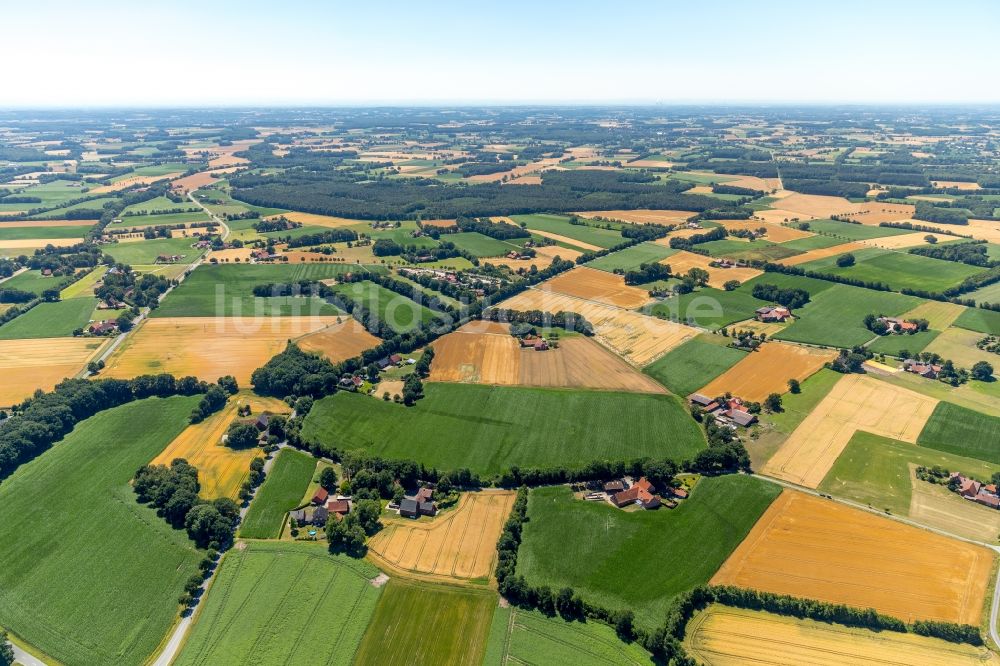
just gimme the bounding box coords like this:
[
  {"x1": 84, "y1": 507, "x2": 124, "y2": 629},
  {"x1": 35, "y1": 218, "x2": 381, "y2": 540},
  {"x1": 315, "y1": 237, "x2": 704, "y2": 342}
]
[
  {"x1": 225, "y1": 422, "x2": 259, "y2": 449},
  {"x1": 787, "y1": 378, "x2": 801, "y2": 394},
  {"x1": 764, "y1": 392, "x2": 783, "y2": 413},
  {"x1": 971, "y1": 361, "x2": 994, "y2": 382}
]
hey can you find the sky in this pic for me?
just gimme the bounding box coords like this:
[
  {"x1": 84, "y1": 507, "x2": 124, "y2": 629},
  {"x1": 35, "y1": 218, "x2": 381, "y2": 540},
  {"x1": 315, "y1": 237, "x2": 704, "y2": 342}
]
[{"x1": 4, "y1": 0, "x2": 1000, "y2": 107}]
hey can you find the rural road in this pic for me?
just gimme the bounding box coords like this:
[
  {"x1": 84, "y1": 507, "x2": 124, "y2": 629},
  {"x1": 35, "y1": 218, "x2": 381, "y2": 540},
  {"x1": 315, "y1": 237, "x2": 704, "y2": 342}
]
[
  {"x1": 990, "y1": 547, "x2": 1000, "y2": 649},
  {"x1": 0, "y1": 266, "x2": 27, "y2": 286},
  {"x1": 187, "y1": 190, "x2": 231, "y2": 241},
  {"x1": 10, "y1": 641, "x2": 47, "y2": 666}
]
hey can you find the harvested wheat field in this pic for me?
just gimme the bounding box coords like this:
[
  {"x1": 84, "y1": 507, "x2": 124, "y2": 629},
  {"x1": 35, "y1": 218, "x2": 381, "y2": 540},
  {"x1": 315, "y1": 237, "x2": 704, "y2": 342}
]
[
  {"x1": 485, "y1": 244, "x2": 581, "y2": 270},
  {"x1": 833, "y1": 201, "x2": 915, "y2": 225},
  {"x1": 659, "y1": 250, "x2": 762, "y2": 289},
  {"x1": 429, "y1": 321, "x2": 665, "y2": 393},
  {"x1": 711, "y1": 491, "x2": 993, "y2": 625},
  {"x1": 778, "y1": 241, "x2": 867, "y2": 266},
  {"x1": 0, "y1": 338, "x2": 108, "y2": 407},
  {"x1": 508, "y1": 174, "x2": 542, "y2": 184},
  {"x1": 697, "y1": 342, "x2": 835, "y2": 402},
  {"x1": 0, "y1": 238, "x2": 84, "y2": 250},
  {"x1": 367, "y1": 490, "x2": 516, "y2": 583},
  {"x1": 909, "y1": 465, "x2": 1000, "y2": 543},
  {"x1": 103, "y1": 316, "x2": 339, "y2": 384},
  {"x1": 762, "y1": 374, "x2": 938, "y2": 488},
  {"x1": 719, "y1": 219, "x2": 813, "y2": 243},
  {"x1": 575, "y1": 209, "x2": 697, "y2": 225},
  {"x1": 468, "y1": 157, "x2": 562, "y2": 183},
  {"x1": 499, "y1": 290, "x2": 696, "y2": 366},
  {"x1": 90, "y1": 173, "x2": 181, "y2": 194},
  {"x1": 541, "y1": 266, "x2": 652, "y2": 308},
  {"x1": 897, "y1": 300, "x2": 966, "y2": 330},
  {"x1": 420, "y1": 218, "x2": 458, "y2": 229},
  {"x1": 685, "y1": 604, "x2": 999, "y2": 666},
  {"x1": 753, "y1": 208, "x2": 820, "y2": 224},
  {"x1": 773, "y1": 193, "x2": 859, "y2": 218},
  {"x1": 170, "y1": 168, "x2": 238, "y2": 194},
  {"x1": 151, "y1": 393, "x2": 289, "y2": 499},
  {"x1": 207, "y1": 247, "x2": 254, "y2": 262},
  {"x1": 934, "y1": 180, "x2": 981, "y2": 190},
  {"x1": 858, "y1": 231, "x2": 956, "y2": 249},
  {"x1": 296, "y1": 318, "x2": 382, "y2": 361},
  {"x1": 727, "y1": 318, "x2": 786, "y2": 338},
  {"x1": 716, "y1": 174, "x2": 782, "y2": 191},
  {"x1": 528, "y1": 229, "x2": 603, "y2": 251},
  {"x1": 264, "y1": 211, "x2": 363, "y2": 228},
  {"x1": 0, "y1": 219, "x2": 94, "y2": 228}
]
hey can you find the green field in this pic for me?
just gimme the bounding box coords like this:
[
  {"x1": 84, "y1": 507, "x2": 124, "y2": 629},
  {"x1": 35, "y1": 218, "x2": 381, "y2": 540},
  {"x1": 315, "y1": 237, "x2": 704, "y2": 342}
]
[
  {"x1": 484, "y1": 605, "x2": 652, "y2": 666},
  {"x1": 649, "y1": 286, "x2": 769, "y2": 329},
  {"x1": 917, "y1": 401, "x2": 1000, "y2": 464},
  {"x1": 643, "y1": 335, "x2": 747, "y2": 396},
  {"x1": 116, "y1": 211, "x2": 212, "y2": 226},
  {"x1": 175, "y1": 541, "x2": 380, "y2": 666},
  {"x1": 0, "y1": 224, "x2": 93, "y2": 240},
  {"x1": 954, "y1": 307, "x2": 1000, "y2": 335},
  {"x1": 867, "y1": 329, "x2": 941, "y2": 356},
  {"x1": 737, "y1": 271, "x2": 836, "y2": 298},
  {"x1": 329, "y1": 280, "x2": 436, "y2": 334},
  {"x1": 17, "y1": 179, "x2": 90, "y2": 206},
  {"x1": 354, "y1": 580, "x2": 496, "y2": 666},
  {"x1": 30, "y1": 196, "x2": 116, "y2": 219},
  {"x1": 447, "y1": 231, "x2": 518, "y2": 257},
  {"x1": 0, "y1": 397, "x2": 202, "y2": 666},
  {"x1": 819, "y1": 430, "x2": 1000, "y2": 515},
  {"x1": 585, "y1": 242, "x2": 675, "y2": 272},
  {"x1": 103, "y1": 237, "x2": 208, "y2": 265},
  {"x1": 301, "y1": 383, "x2": 705, "y2": 475},
  {"x1": 798, "y1": 219, "x2": 913, "y2": 241},
  {"x1": 516, "y1": 477, "x2": 780, "y2": 629},
  {"x1": 0, "y1": 297, "x2": 97, "y2": 339},
  {"x1": 239, "y1": 448, "x2": 316, "y2": 539},
  {"x1": 153, "y1": 263, "x2": 360, "y2": 317},
  {"x1": 770, "y1": 282, "x2": 921, "y2": 348},
  {"x1": 799, "y1": 249, "x2": 983, "y2": 293},
  {"x1": 779, "y1": 234, "x2": 845, "y2": 251},
  {"x1": 512, "y1": 214, "x2": 624, "y2": 249},
  {"x1": 752, "y1": 368, "x2": 843, "y2": 468},
  {"x1": 697, "y1": 239, "x2": 801, "y2": 262},
  {"x1": 121, "y1": 196, "x2": 199, "y2": 215},
  {"x1": 1, "y1": 269, "x2": 67, "y2": 295}
]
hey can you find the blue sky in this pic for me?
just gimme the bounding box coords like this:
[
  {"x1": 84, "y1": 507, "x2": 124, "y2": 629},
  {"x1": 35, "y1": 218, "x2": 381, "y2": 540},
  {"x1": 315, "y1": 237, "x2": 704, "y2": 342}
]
[{"x1": 4, "y1": 0, "x2": 1000, "y2": 106}]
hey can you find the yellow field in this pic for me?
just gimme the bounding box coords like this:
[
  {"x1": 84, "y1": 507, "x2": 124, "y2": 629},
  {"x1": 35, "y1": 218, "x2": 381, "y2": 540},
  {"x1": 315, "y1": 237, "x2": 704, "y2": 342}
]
[
  {"x1": 526, "y1": 229, "x2": 602, "y2": 251},
  {"x1": 762, "y1": 374, "x2": 938, "y2": 488},
  {"x1": 366, "y1": 490, "x2": 516, "y2": 583},
  {"x1": 833, "y1": 201, "x2": 915, "y2": 225},
  {"x1": 771, "y1": 193, "x2": 857, "y2": 218},
  {"x1": 103, "y1": 316, "x2": 340, "y2": 384},
  {"x1": 727, "y1": 318, "x2": 786, "y2": 338},
  {"x1": 778, "y1": 241, "x2": 867, "y2": 266},
  {"x1": 498, "y1": 290, "x2": 697, "y2": 366},
  {"x1": 925, "y1": 326, "x2": 999, "y2": 370},
  {"x1": 467, "y1": 156, "x2": 562, "y2": 183},
  {"x1": 0, "y1": 219, "x2": 93, "y2": 228},
  {"x1": 575, "y1": 209, "x2": 696, "y2": 225},
  {"x1": 151, "y1": 393, "x2": 289, "y2": 499},
  {"x1": 133, "y1": 263, "x2": 190, "y2": 281},
  {"x1": 429, "y1": 321, "x2": 666, "y2": 393},
  {"x1": 541, "y1": 266, "x2": 652, "y2": 308},
  {"x1": 685, "y1": 604, "x2": 999, "y2": 666},
  {"x1": 90, "y1": 173, "x2": 182, "y2": 194},
  {"x1": 934, "y1": 180, "x2": 982, "y2": 190},
  {"x1": 719, "y1": 219, "x2": 813, "y2": 242},
  {"x1": 207, "y1": 247, "x2": 254, "y2": 262},
  {"x1": 484, "y1": 244, "x2": 582, "y2": 270},
  {"x1": 857, "y1": 231, "x2": 958, "y2": 249},
  {"x1": 170, "y1": 167, "x2": 238, "y2": 194},
  {"x1": 697, "y1": 342, "x2": 835, "y2": 402},
  {"x1": 59, "y1": 267, "x2": 105, "y2": 299},
  {"x1": 753, "y1": 208, "x2": 821, "y2": 224},
  {"x1": 658, "y1": 250, "x2": 762, "y2": 289},
  {"x1": 263, "y1": 211, "x2": 366, "y2": 228},
  {"x1": 716, "y1": 174, "x2": 782, "y2": 191},
  {"x1": 908, "y1": 464, "x2": 1000, "y2": 542},
  {"x1": 0, "y1": 238, "x2": 84, "y2": 250},
  {"x1": 294, "y1": 318, "x2": 382, "y2": 362},
  {"x1": 0, "y1": 337, "x2": 108, "y2": 407},
  {"x1": 711, "y1": 491, "x2": 993, "y2": 625},
  {"x1": 898, "y1": 300, "x2": 966, "y2": 330}
]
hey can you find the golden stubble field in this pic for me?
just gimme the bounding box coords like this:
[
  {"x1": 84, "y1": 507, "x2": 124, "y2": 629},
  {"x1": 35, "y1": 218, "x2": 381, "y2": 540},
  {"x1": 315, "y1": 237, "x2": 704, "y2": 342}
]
[
  {"x1": 498, "y1": 290, "x2": 697, "y2": 366},
  {"x1": 541, "y1": 266, "x2": 653, "y2": 308},
  {"x1": 778, "y1": 241, "x2": 868, "y2": 266},
  {"x1": 366, "y1": 490, "x2": 516, "y2": 583},
  {"x1": 575, "y1": 209, "x2": 697, "y2": 225},
  {"x1": 429, "y1": 320, "x2": 666, "y2": 393},
  {"x1": 294, "y1": 318, "x2": 382, "y2": 362},
  {"x1": 685, "y1": 605, "x2": 999, "y2": 666},
  {"x1": 762, "y1": 374, "x2": 938, "y2": 488},
  {"x1": 656, "y1": 250, "x2": 762, "y2": 289},
  {"x1": 711, "y1": 491, "x2": 993, "y2": 625},
  {"x1": 151, "y1": 393, "x2": 289, "y2": 500},
  {"x1": 697, "y1": 342, "x2": 835, "y2": 402},
  {"x1": 0, "y1": 338, "x2": 108, "y2": 407},
  {"x1": 102, "y1": 316, "x2": 340, "y2": 384}
]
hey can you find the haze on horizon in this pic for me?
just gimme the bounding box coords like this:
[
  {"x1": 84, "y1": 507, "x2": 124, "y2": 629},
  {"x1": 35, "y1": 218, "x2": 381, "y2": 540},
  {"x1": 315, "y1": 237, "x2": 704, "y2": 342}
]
[{"x1": 5, "y1": 0, "x2": 1000, "y2": 108}]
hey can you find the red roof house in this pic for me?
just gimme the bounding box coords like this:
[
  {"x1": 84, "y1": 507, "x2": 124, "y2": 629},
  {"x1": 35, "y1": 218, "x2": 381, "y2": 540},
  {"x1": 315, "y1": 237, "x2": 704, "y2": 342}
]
[{"x1": 312, "y1": 487, "x2": 329, "y2": 505}]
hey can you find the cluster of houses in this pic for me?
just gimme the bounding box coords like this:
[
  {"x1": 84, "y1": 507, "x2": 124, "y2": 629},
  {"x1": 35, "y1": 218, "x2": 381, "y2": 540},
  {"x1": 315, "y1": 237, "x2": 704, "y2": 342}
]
[
  {"x1": 903, "y1": 359, "x2": 942, "y2": 379},
  {"x1": 155, "y1": 254, "x2": 187, "y2": 264},
  {"x1": 290, "y1": 486, "x2": 352, "y2": 526},
  {"x1": 87, "y1": 319, "x2": 119, "y2": 336},
  {"x1": 755, "y1": 305, "x2": 792, "y2": 323},
  {"x1": 518, "y1": 334, "x2": 550, "y2": 351},
  {"x1": 250, "y1": 249, "x2": 282, "y2": 262},
  {"x1": 398, "y1": 486, "x2": 437, "y2": 518},
  {"x1": 584, "y1": 477, "x2": 688, "y2": 510},
  {"x1": 688, "y1": 394, "x2": 758, "y2": 427},
  {"x1": 504, "y1": 249, "x2": 535, "y2": 261},
  {"x1": 950, "y1": 472, "x2": 1000, "y2": 509},
  {"x1": 877, "y1": 316, "x2": 919, "y2": 334}
]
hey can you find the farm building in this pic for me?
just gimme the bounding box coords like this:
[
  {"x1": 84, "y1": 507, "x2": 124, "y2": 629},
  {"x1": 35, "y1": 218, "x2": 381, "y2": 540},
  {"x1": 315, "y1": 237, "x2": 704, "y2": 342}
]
[
  {"x1": 290, "y1": 506, "x2": 328, "y2": 526},
  {"x1": 877, "y1": 316, "x2": 918, "y2": 333},
  {"x1": 611, "y1": 477, "x2": 661, "y2": 510},
  {"x1": 88, "y1": 320, "x2": 119, "y2": 335},
  {"x1": 326, "y1": 499, "x2": 350, "y2": 517},
  {"x1": 903, "y1": 359, "x2": 942, "y2": 379},
  {"x1": 949, "y1": 472, "x2": 1000, "y2": 509},
  {"x1": 687, "y1": 394, "x2": 757, "y2": 428},
  {"x1": 311, "y1": 487, "x2": 329, "y2": 505},
  {"x1": 755, "y1": 305, "x2": 791, "y2": 322},
  {"x1": 399, "y1": 489, "x2": 437, "y2": 518}
]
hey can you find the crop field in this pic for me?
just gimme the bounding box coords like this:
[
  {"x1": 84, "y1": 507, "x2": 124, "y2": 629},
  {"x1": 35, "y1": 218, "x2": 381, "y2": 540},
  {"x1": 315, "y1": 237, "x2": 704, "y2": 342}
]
[
  {"x1": 485, "y1": 243, "x2": 580, "y2": 270},
  {"x1": 301, "y1": 383, "x2": 704, "y2": 474},
  {"x1": 485, "y1": 605, "x2": 653, "y2": 666},
  {"x1": 511, "y1": 213, "x2": 624, "y2": 249},
  {"x1": 103, "y1": 316, "x2": 340, "y2": 384},
  {"x1": 59, "y1": 267, "x2": 105, "y2": 299},
  {"x1": 858, "y1": 230, "x2": 960, "y2": 248},
  {"x1": 293, "y1": 318, "x2": 381, "y2": 361},
  {"x1": 799, "y1": 249, "x2": 984, "y2": 292},
  {"x1": 918, "y1": 401, "x2": 1000, "y2": 464},
  {"x1": 954, "y1": 306, "x2": 1000, "y2": 335},
  {"x1": 778, "y1": 233, "x2": 846, "y2": 251},
  {"x1": 697, "y1": 342, "x2": 836, "y2": 402},
  {"x1": 776, "y1": 240, "x2": 867, "y2": 266},
  {"x1": 868, "y1": 328, "x2": 940, "y2": 356},
  {"x1": 103, "y1": 237, "x2": 208, "y2": 265},
  {"x1": 584, "y1": 242, "x2": 675, "y2": 272},
  {"x1": 0, "y1": 397, "x2": 202, "y2": 666},
  {"x1": 0, "y1": 224, "x2": 91, "y2": 240},
  {"x1": 499, "y1": 290, "x2": 697, "y2": 366},
  {"x1": 540, "y1": 266, "x2": 652, "y2": 308},
  {"x1": 516, "y1": 477, "x2": 780, "y2": 629},
  {"x1": 0, "y1": 337, "x2": 106, "y2": 406},
  {"x1": 717, "y1": 219, "x2": 813, "y2": 243},
  {"x1": 684, "y1": 605, "x2": 998, "y2": 666},
  {"x1": 448, "y1": 231, "x2": 519, "y2": 257},
  {"x1": 329, "y1": 280, "x2": 435, "y2": 334},
  {"x1": 353, "y1": 580, "x2": 496, "y2": 666},
  {"x1": 763, "y1": 373, "x2": 938, "y2": 487},
  {"x1": 835, "y1": 201, "x2": 916, "y2": 225},
  {"x1": 1, "y1": 268, "x2": 66, "y2": 294},
  {"x1": 642, "y1": 335, "x2": 747, "y2": 396},
  {"x1": 0, "y1": 297, "x2": 98, "y2": 339},
  {"x1": 710, "y1": 491, "x2": 993, "y2": 625},
  {"x1": 151, "y1": 393, "x2": 290, "y2": 500},
  {"x1": 659, "y1": 250, "x2": 762, "y2": 289},
  {"x1": 794, "y1": 218, "x2": 913, "y2": 241},
  {"x1": 771, "y1": 193, "x2": 858, "y2": 218},
  {"x1": 239, "y1": 448, "x2": 317, "y2": 539},
  {"x1": 898, "y1": 299, "x2": 966, "y2": 330},
  {"x1": 649, "y1": 286, "x2": 769, "y2": 329},
  {"x1": 175, "y1": 542, "x2": 380, "y2": 666},
  {"x1": 924, "y1": 326, "x2": 999, "y2": 372},
  {"x1": 772, "y1": 283, "x2": 922, "y2": 348},
  {"x1": 367, "y1": 490, "x2": 516, "y2": 583},
  {"x1": 575, "y1": 209, "x2": 696, "y2": 225}
]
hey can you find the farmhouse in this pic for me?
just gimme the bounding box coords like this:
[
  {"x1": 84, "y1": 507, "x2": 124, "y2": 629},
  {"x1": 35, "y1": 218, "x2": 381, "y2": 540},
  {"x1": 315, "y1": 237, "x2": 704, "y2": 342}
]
[
  {"x1": 878, "y1": 316, "x2": 918, "y2": 333},
  {"x1": 687, "y1": 394, "x2": 757, "y2": 427},
  {"x1": 949, "y1": 472, "x2": 1000, "y2": 509},
  {"x1": 290, "y1": 506, "x2": 328, "y2": 526},
  {"x1": 88, "y1": 320, "x2": 119, "y2": 335},
  {"x1": 311, "y1": 487, "x2": 329, "y2": 505},
  {"x1": 326, "y1": 498, "x2": 350, "y2": 518},
  {"x1": 611, "y1": 477, "x2": 661, "y2": 510},
  {"x1": 903, "y1": 359, "x2": 942, "y2": 379},
  {"x1": 399, "y1": 487, "x2": 437, "y2": 518},
  {"x1": 254, "y1": 413, "x2": 271, "y2": 431},
  {"x1": 755, "y1": 305, "x2": 791, "y2": 322},
  {"x1": 155, "y1": 254, "x2": 185, "y2": 264}
]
